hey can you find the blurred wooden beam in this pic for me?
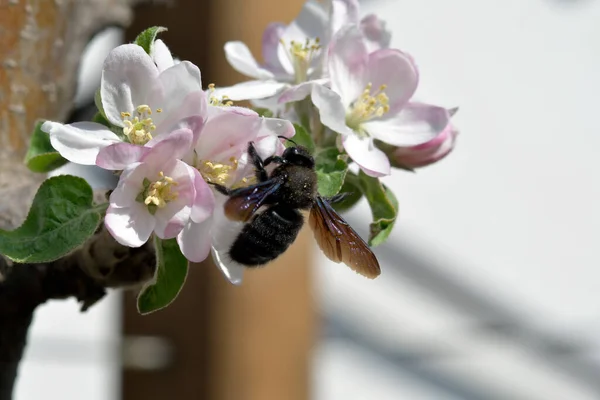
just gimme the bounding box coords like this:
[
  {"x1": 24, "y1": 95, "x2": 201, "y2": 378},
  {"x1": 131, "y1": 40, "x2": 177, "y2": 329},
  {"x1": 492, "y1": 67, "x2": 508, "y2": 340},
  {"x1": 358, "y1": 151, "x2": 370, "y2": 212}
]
[
  {"x1": 122, "y1": 1, "x2": 313, "y2": 400},
  {"x1": 205, "y1": 2, "x2": 313, "y2": 399}
]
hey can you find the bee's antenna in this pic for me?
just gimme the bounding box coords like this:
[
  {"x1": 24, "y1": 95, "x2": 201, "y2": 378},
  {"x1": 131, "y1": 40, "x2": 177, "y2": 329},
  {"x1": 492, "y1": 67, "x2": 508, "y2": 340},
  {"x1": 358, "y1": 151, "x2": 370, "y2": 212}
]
[{"x1": 278, "y1": 135, "x2": 297, "y2": 146}]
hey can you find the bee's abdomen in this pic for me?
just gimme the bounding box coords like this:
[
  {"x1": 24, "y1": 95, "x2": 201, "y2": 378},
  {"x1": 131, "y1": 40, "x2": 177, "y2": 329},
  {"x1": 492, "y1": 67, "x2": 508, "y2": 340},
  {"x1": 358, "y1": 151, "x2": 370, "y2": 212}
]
[{"x1": 229, "y1": 205, "x2": 304, "y2": 266}]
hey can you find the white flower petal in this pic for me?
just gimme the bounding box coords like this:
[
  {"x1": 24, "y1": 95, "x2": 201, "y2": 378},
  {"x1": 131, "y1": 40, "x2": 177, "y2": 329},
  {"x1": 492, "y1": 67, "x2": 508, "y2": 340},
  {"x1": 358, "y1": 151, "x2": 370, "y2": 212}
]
[
  {"x1": 311, "y1": 84, "x2": 353, "y2": 135},
  {"x1": 177, "y1": 218, "x2": 213, "y2": 263},
  {"x1": 151, "y1": 39, "x2": 175, "y2": 72},
  {"x1": 364, "y1": 103, "x2": 448, "y2": 146},
  {"x1": 43, "y1": 121, "x2": 121, "y2": 165},
  {"x1": 328, "y1": 25, "x2": 368, "y2": 108},
  {"x1": 145, "y1": 61, "x2": 204, "y2": 129},
  {"x1": 278, "y1": 78, "x2": 329, "y2": 104},
  {"x1": 224, "y1": 41, "x2": 275, "y2": 80},
  {"x1": 210, "y1": 195, "x2": 245, "y2": 285},
  {"x1": 216, "y1": 80, "x2": 288, "y2": 101},
  {"x1": 343, "y1": 134, "x2": 390, "y2": 177},
  {"x1": 109, "y1": 162, "x2": 146, "y2": 208},
  {"x1": 105, "y1": 203, "x2": 155, "y2": 247},
  {"x1": 101, "y1": 44, "x2": 159, "y2": 126},
  {"x1": 211, "y1": 246, "x2": 245, "y2": 285}
]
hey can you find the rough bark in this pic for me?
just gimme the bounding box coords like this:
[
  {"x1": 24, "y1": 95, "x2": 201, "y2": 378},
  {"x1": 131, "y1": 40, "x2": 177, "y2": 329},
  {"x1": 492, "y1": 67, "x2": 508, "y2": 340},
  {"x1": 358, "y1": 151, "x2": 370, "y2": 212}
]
[{"x1": 0, "y1": 0, "x2": 155, "y2": 398}]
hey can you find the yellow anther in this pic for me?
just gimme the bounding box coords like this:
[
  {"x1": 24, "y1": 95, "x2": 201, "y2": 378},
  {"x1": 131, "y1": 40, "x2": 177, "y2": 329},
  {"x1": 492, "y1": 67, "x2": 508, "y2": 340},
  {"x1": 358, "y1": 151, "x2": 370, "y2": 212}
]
[
  {"x1": 345, "y1": 82, "x2": 390, "y2": 130},
  {"x1": 280, "y1": 37, "x2": 321, "y2": 83},
  {"x1": 120, "y1": 105, "x2": 163, "y2": 145},
  {"x1": 140, "y1": 171, "x2": 179, "y2": 212},
  {"x1": 199, "y1": 158, "x2": 239, "y2": 186},
  {"x1": 207, "y1": 83, "x2": 235, "y2": 107}
]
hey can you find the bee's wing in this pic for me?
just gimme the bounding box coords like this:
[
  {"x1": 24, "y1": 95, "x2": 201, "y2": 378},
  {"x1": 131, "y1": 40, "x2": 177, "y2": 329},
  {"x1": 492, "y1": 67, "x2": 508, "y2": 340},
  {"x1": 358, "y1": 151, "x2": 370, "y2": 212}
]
[
  {"x1": 224, "y1": 178, "x2": 283, "y2": 222},
  {"x1": 309, "y1": 196, "x2": 381, "y2": 279}
]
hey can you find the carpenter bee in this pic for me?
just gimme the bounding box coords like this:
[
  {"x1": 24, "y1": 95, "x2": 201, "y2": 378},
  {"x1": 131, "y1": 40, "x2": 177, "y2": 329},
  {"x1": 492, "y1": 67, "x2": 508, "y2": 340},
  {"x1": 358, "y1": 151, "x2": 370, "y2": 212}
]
[{"x1": 211, "y1": 139, "x2": 381, "y2": 279}]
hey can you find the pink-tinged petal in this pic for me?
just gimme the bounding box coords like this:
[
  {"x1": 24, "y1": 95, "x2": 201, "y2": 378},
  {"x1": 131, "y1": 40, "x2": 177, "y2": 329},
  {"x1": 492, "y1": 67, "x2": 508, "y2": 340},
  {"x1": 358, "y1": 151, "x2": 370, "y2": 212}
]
[
  {"x1": 262, "y1": 23, "x2": 288, "y2": 74},
  {"x1": 224, "y1": 41, "x2": 275, "y2": 80},
  {"x1": 43, "y1": 121, "x2": 121, "y2": 165},
  {"x1": 360, "y1": 15, "x2": 392, "y2": 52},
  {"x1": 364, "y1": 103, "x2": 450, "y2": 147},
  {"x1": 141, "y1": 128, "x2": 193, "y2": 166},
  {"x1": 278, "y1": 78, "x2": 329, "y2": 104},
  {"x1": 331, "y1": 0, "x2": 360, "y2": 33},
  {"x1": 101, "y1": 44, "x2": 159, "y2": 126},
  {"x1": 109, "y1": 162, "x2": 146, "y2": 208},
  {"x1": 177, "y1": 218, "x2": 213, "y2": 262},
  {"x1": 151, "y1": 39, "x2": 175, "y2": 72},
  {"x1": 328, "y1": 25, "x2": 368, "y2": 108},
  {"x1": 145, "y1": 61, "x2": 205, "y2": 129},
  {"x1": 257, "y1": 117, "x2": 295, "y2": 139},
  {"x1": 154, "y1": 205, "x2": 190, "y2": 239},
  {"x1": 311, "y1": 84, "x2": 353, "y2": 135},
  {"x1": 393, "y1": 123, "x2": 458, "y2": 168},
  {"x1": 343, "y1": 134, "x2": 390, "y2": 177},
  {"x1": 190, "y1": 167, "x2": 215, "y2": 223},
  {"x1": 366, "y1": 49, "x2": 418, "y2": 114},
  {"x1": 195, "y1": 108, "x2": 261, "y2": 160},
  {"x1": 96, "y1": 142, "x2": 148, "y2": 170},
  {"x1": 215, "y1": 80, "x2": 288, "y2": 101},
  {"x1": 105, "y1": 203, "x2": 155, "y2": 247},
  {"x1": 153, "y1": 160, "x2": 196, "y2": 238}
]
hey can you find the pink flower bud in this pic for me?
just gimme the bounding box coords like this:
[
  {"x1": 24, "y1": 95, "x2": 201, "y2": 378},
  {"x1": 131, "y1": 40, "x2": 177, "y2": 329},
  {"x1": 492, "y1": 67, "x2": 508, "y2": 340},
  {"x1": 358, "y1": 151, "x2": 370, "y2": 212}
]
[{"x1": 392, "y1": 121, "x2": 458, "y2": 169}]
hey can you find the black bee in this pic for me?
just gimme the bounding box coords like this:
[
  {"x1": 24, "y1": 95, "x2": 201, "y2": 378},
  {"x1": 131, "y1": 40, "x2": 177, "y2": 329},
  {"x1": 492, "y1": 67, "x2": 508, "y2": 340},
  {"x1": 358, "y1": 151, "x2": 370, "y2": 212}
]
[{"x1": 211, "y1": 140, "x2": 380, "y2": 279}]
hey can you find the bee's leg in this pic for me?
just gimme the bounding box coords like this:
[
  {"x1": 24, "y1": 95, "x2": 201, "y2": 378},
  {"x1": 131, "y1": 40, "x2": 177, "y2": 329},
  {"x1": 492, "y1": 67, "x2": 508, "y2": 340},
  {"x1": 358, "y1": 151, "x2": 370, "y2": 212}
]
[
  {"x1": 248, "y1": 142, "x2": 269, "y2": 182},
  {"x1": 325, "y1": 192, "x2": 353, "y2": 204},
  {"x1": 208, "y1": 182, "x2": 231, "y2": 196},
  {"x1": 262, "y1": 155, "x2": 285, "y2": 166}
]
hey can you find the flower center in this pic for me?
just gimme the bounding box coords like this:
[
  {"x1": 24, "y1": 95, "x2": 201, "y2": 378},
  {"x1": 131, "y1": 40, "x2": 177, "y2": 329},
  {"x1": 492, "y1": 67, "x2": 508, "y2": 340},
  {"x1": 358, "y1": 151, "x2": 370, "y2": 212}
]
[
  {"x1": 280, "y1": 37, "x2": 321, "y2": 84},
  {"x1": 121, "y1": 105, "x2": 162, "y2": 145},
  {"x1": 345, "y1": 83, "x2": 390, "y2": 132},
  {"x1": 207, "y1": 83, "x2": 234, "y2": 107},
  {"x1": 199, "y1": 157, "x2": 239, "y2": 186},
  {"x1": 136, "y1": 171, "x2": 179, "y2": 215}
]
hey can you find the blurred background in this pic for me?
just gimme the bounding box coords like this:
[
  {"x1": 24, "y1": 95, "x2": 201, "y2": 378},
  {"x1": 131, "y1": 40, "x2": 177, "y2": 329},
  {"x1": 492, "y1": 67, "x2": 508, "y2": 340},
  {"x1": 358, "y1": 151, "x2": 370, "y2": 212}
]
[{"x1": 10, "y1": 0, "x2": 600, "y2": 399}]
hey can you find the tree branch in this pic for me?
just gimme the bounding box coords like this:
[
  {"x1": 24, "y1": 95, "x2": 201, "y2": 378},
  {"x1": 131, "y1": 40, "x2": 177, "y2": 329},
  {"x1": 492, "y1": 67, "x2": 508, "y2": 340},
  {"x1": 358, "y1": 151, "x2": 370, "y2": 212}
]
[{"x1": 0, "y1": 0, "x2": 159, "y2": 398}]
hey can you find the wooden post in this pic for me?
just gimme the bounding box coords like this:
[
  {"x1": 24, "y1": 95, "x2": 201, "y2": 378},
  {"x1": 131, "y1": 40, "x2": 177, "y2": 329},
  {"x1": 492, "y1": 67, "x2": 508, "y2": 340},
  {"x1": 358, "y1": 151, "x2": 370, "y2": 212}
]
[{"x1": 121, "y1": 1, "x2": 314, "y2": 400}]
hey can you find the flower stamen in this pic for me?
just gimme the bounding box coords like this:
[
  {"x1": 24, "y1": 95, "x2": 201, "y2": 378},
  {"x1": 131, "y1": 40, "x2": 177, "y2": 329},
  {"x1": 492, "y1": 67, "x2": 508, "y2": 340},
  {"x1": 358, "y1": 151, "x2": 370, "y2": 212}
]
[
  {"x1": 121, "y1": 104, "x2": 162, "y2": 145},
  {"x1": 207, "y1": 83, "x2": 234, "y2": 107},
  {"x1": 199, "y1": 157, "x2": 239, "y2": 186},
  {"x1": 280, "y1": 37, "x2": 321, "y2": 83},
  {"x1": 137, "y1": 171, "x2": 179, "y2": 215},
  {"x1": 346, "y1": 83, "x2": 390, "y2": 132}
]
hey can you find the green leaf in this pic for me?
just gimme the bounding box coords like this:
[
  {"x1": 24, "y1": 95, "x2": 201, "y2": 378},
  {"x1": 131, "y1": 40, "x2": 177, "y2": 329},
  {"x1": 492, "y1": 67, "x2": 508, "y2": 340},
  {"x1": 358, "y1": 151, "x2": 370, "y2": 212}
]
[
  {"x1": 290, "y1": 123, "x2": 316, "y2": 153},
  {"x1": 91, "y1": 111, "x2": 111, "y2": 128},
  {"x1": 134, "y1": 26, "x2": 168, "y2": 55},
  {"x1": 0, "y1": 176, "x2": 107, "y2": 263},
  {"x1": 358, "y1": 171, "x2": 398, "y2": 247},
  {"x1": 254, "y1": 107, "x2": 273, "y2": 118},
  {"x1": 332, "y1": 172, "x2": 363, "y2": 213},
  {"x1": 137, "y1": 236, "x2": 188, "y2": 315},
  {"x1": 315, "y1": 147, "x2": 348, "y2": 198},
  {"x1": 24, "y1": 121, "x2": 68, "y2": 173}
]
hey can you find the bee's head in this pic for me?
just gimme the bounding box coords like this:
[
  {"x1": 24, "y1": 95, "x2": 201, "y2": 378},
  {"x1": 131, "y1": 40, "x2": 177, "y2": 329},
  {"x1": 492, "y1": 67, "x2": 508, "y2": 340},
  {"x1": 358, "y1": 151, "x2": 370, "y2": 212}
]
[{"x1": 282, "y1": 145, "x2": 314, "y2": 168}]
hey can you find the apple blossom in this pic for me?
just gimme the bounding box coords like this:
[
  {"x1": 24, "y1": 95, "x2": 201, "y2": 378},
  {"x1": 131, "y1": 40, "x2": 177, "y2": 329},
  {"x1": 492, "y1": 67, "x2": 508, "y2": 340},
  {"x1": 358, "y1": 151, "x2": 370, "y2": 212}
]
[
  {"x1": 104, "y1": 129, "x2": 213, "y2": 251},
  {"x1": 283, "y1": 25, "x2": 450, "y2": 177},
  {"x1": 177, "y1": 104, "x2": 294, "y2": 265},
  {"x1": 43, "y1": 43, "x2": 206, "y2": 167}
]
